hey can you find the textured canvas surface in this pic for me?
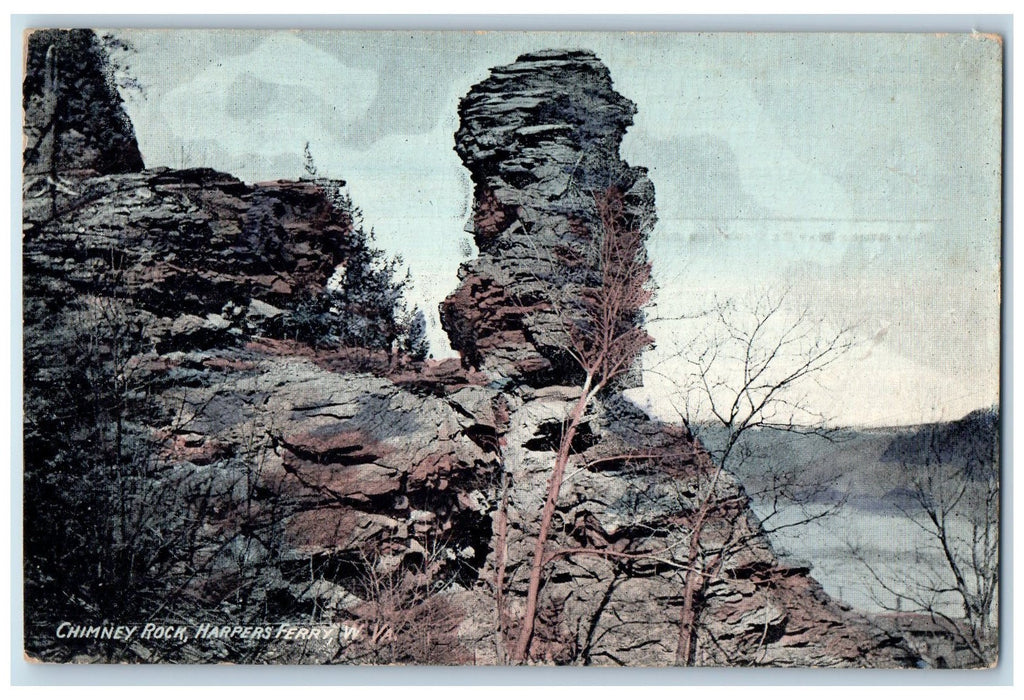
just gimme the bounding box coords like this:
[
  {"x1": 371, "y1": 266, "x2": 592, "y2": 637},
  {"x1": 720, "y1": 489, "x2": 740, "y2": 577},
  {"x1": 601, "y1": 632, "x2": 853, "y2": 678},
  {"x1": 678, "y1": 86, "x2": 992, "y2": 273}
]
[{"x1": 20, "y1": 29, "x2": 1002, "y2": 667}]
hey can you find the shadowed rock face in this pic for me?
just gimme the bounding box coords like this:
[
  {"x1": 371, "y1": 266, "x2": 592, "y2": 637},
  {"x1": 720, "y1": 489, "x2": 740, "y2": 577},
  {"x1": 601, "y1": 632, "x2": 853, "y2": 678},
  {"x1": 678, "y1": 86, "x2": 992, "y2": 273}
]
[
  {"x1": 22, "y1": 36, "x2": 920, "y2": 667},
  {"x1": 441, "y1": 49, "x2": 657, "y2": 385},
  {"x1": 22, "y1": 159, "x2": 502, "y2": 662},
  {"x1": 23, "y1": 29, "x2": 144, "y2": 176},
  {"x1": 24, "y1": 167, "x2": 352, "y2": 348}
]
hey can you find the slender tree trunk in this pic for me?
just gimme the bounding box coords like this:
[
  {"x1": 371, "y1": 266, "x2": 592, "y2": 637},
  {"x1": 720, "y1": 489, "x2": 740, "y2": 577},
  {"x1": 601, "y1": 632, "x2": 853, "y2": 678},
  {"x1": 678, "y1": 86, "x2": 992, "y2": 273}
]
[
  {"x1": 494, "y1": 468, "x2": 510, "y2": 664},
  {"x1": 674, "y1": 462, "x2": 724, "y2": 665},
  {"x1": 512, "y1": 375, "x2": 594, "y2": 663},
  {"x1": 675, "y1": 547, "x2": 703, "y2": 665}
]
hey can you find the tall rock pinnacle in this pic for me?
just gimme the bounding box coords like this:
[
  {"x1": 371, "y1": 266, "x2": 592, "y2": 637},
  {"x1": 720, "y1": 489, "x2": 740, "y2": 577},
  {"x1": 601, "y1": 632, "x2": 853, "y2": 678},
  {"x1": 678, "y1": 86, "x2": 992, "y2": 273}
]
[{"x1": 441, "y1": 49, "x2": 657, "y2": 385}]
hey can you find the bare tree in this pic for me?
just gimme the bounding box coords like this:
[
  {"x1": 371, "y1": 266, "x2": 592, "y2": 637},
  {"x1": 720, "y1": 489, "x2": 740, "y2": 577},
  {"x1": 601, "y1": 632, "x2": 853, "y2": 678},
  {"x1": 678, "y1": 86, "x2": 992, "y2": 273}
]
[
  {"x1": 673, "y1": 291, "x2": 853, "y2": 461},
  {"x1": 646, "y1": 289, "x2": 855, "y2": 664},
  {"x1": 339, "y1": 541, "x2": 469, "y2": 665},
  {"x1": 506, "y1": 205, "x2": 855, "y2": 665},
  {"x1": 476, "y1": 192, "x2": 858, "y2": 665},
  {"x1": 23, "y1": 254, "x2": 304, "y2": 661},
  {"x1": 850, "y1": 413, "x2": 998, "y2": 667},
  {"x1": 511, "y1": 186, "x2": 655, "y2": 663},
  {"x1": 22, "y1": 286, "x2": 231, "y2": 660}
]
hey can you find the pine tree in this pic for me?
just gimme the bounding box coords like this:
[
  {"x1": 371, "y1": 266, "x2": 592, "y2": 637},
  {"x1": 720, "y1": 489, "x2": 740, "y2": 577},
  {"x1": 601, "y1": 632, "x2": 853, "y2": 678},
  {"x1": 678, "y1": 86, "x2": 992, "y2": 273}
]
[
  {"x1": 404, "y1": 308, "x2": 430, "y2": 361},
  {"x1": 277, "y1": 181, "x2": 426, "y2": 362},
  {"x1": 302, "y1": 141, "x2": 318, "y2": 178}
]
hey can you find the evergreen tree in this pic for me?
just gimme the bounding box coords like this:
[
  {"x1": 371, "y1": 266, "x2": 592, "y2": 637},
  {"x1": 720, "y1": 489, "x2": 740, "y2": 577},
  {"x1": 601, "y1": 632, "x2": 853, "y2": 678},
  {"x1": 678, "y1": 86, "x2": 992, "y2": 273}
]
[
  {"x1": 276, "y1": 180, "x2": 430, "y2": 363},
  {"x1": 404, "y1": 308, "x2": 430, "y2": 361},
  {"x1": 302, "y1": 141, "x2": 318, "y2": 178},
  {"x1": 331, "y1": 223, "x2": 409, "y2": 352}
]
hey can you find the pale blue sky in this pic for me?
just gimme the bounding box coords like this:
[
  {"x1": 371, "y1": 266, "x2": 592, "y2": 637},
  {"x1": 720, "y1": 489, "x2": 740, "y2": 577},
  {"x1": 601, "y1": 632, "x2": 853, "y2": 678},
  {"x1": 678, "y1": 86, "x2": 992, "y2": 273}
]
[{"x1": 112, "y1": 30, "x2": 1002, "y2": 426}]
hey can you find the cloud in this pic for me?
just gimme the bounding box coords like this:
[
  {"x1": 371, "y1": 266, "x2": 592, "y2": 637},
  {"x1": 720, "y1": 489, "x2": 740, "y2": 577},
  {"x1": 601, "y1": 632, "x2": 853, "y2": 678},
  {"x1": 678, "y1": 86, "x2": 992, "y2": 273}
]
[
  {"x1": 160, "y1": 33, "x2": 378, "y2": 158},
  {"x1": 609, "y1": 42, "x2": 854, "y2": 225}
]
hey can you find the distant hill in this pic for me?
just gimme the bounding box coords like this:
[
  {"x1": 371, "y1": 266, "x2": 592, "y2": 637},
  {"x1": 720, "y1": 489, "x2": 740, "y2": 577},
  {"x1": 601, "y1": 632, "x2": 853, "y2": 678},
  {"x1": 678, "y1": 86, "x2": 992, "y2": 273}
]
[
  {"x1": 880, "y1": 407, "x2": 999, "y2": 467},
  {"x1": 699, "y1": 407, "x2": 1000, "y2": 515}
]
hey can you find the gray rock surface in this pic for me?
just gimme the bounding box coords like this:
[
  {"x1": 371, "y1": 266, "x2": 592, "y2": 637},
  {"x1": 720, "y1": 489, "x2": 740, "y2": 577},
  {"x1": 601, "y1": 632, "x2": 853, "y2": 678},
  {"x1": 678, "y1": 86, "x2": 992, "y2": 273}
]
[
  {"x1": 22, "y1": 39, "x2": 919, "y2": 667},
  {"x1": 457, "y1": 388, "x2": 916, "y2": 666},
  {"x1": 437, "y1": 49, "x2": 916, "y2": 667},
  {"x1": 23, "y1": 29, "x2": 144, "y2": 176},
  {"x1": 23, "y1": 167, "x2": 353, "y2": 353},
  {"x1": 441, "y1": 50, "x2": 656, "y2": 385}
]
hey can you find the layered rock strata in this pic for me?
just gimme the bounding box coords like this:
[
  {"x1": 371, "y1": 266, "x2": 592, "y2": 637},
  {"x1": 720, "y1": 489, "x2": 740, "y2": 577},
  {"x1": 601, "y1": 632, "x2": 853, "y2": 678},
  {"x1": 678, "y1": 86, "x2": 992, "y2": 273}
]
[
  {"x1": 441, "y1": 49, "x2": 656, "y2": 385},
  {"x1": 22, "y1": 37, "x2": 919, "y2": 667},
  {"x1": 442, "y1": 50, "x2": 917, "y2": 667},
  {"x1": 24, "y1": 167, "x2": 353, "y2": 353},
  {"x1": 453, "y1": 387, "x2": 918, "y2": 666}
]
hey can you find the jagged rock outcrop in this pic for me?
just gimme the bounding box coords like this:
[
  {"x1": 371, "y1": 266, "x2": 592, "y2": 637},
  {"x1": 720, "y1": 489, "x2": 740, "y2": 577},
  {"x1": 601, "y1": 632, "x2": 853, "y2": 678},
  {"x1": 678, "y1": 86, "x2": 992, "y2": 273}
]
[
  {"x1": 152, "y1": 350, "x2": 500, "y2": 655},
  {"x1": 441, "y1": 50, "x2": 917, "y2": 668},
  {"x1": 24, "y1": 167, "x2": 353, "y2": 353},
  {"x1": 23, "y1": 28, "x2": 144, "y2": 176},
  {"x1": 20, "y1": 33, "x2": 496, "y2": 661},
  {"x1": 441, "y1": 49, "x2": 656, "y2": 385},
  {"x1": 22, "y1": 161, "x2": 500, "y2": 662},
  {"x1": 22, "y1": 37, "x2": 919, "y2": 667},
  {"x1": 449, "y1": 387, "x2": 916, "y2": 666}
]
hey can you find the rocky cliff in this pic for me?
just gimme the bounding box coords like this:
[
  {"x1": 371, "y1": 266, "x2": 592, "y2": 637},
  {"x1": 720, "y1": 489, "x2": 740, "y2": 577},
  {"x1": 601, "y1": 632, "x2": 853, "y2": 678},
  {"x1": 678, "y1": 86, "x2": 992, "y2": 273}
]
[
  {"x1": 441, "y1": 49, "x2": 656, "y2": 386},
  {"x1": 437, "y1": 50, "x2": 916, "y2": 667},
  {"x1": 24, "y1": 166, "x2": 353, "y2": 352},
  {"x1": 23, "y1": 29, "x2": 144, "y2": 176},
  {"x1": 22, "y1": 37, "x2": 918, "y2": 667}
]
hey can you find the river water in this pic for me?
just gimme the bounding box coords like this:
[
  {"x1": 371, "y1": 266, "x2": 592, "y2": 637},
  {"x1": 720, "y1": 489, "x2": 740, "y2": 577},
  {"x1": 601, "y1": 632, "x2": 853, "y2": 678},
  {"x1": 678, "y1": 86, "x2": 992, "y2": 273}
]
[{"x1": 748, "y1": 500, "x2": 971, "y2": 617}]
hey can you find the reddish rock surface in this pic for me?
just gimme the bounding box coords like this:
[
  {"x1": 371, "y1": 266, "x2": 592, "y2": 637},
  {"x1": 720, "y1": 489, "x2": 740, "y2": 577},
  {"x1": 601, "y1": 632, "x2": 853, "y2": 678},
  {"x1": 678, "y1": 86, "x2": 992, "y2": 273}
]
[
  {"x1": 441, "y1": 50, "x2": 656, "y2": 386},
  {"x1": 22, "y1": 39, "x2": 921, "y2": 667}
]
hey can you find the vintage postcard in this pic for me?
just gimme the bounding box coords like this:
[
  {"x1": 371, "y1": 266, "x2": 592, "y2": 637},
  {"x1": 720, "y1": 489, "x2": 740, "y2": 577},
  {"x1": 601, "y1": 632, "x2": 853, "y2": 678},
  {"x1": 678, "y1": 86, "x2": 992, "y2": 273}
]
[{"x1": 21, "y1": 29, "x2": 1002, "y2": 667}]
